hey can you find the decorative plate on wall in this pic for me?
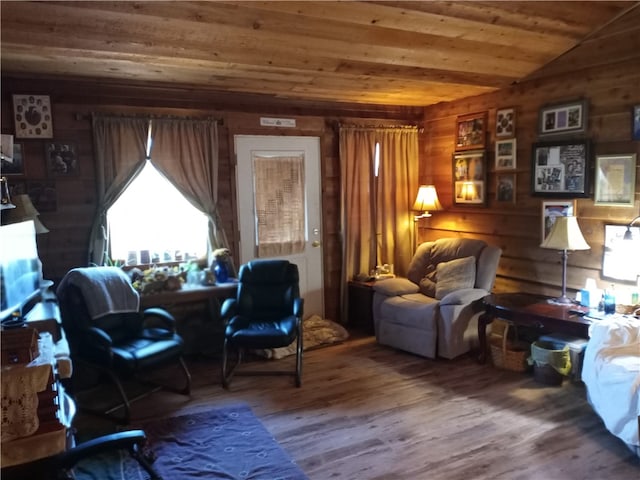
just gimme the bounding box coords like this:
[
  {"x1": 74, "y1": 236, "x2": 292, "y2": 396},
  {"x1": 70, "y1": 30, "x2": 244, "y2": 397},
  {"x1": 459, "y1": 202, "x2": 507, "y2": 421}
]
[{"x1": 12, "y1": 94, "x2": 54, "y2": 139}]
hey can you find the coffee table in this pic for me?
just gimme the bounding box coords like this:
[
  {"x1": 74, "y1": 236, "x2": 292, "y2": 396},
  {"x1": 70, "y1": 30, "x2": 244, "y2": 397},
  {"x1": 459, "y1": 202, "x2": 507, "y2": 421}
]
[{"x1": 477, "y1": 292, "x2": 592, "y2": 363}]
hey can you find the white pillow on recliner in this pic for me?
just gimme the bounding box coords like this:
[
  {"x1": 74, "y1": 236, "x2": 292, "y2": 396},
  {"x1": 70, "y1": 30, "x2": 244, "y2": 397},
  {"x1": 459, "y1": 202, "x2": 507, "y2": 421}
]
[{"x1": 435, "y1": 256, "x2": 476, "y2": 300}]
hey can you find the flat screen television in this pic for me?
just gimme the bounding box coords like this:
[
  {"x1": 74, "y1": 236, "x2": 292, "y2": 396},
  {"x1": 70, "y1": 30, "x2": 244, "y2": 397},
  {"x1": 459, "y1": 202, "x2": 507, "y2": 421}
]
[{"x1": 0, "y1": 220, "x2": 43, "y2": 323}]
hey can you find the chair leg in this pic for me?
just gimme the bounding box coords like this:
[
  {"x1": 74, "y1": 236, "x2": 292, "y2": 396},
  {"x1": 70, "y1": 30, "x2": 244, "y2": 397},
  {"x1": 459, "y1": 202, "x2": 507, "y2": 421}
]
[
  {"x1": 295, "y1": 319, "x2": 303, "y2": 387},
  {"x1": 222, "y1": 339, "x2": 243, "y2": 389}
]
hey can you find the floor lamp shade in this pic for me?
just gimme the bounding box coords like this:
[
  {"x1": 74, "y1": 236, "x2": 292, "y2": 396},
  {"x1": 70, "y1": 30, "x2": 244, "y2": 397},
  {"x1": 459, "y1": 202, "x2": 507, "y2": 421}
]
[
  {"x1": 3, "y1": 194, "x2": 49, "y2": 234},
  {"x1": 540, "y1": 216, "x2": 590, "y2": 304}
]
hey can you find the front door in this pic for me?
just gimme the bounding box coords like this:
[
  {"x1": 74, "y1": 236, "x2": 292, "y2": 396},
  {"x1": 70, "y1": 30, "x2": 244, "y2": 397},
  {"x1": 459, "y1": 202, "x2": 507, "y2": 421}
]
[{"x1": 234, "y1": 135, "x2": 324, "y2": 318}]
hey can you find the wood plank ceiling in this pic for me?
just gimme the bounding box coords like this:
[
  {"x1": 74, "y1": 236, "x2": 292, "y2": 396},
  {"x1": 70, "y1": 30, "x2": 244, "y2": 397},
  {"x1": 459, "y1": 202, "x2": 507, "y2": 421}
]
[{"x1": 1, "y1": 1, "x2": 637, "y2": 107}]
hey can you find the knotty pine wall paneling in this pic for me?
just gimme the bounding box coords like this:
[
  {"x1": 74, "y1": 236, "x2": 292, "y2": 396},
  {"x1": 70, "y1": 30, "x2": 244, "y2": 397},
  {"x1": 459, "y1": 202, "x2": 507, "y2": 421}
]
[
  {"x1": 1, "y1": 76, "x2": 422, "y2": 324},
  {"x1": 420, "y1": 61, "x2": 640, "y2": 302}
]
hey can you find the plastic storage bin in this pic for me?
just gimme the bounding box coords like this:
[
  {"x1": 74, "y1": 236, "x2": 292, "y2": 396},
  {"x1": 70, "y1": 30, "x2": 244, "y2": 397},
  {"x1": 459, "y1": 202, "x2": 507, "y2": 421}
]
[{"x1": 538, "y1": 333, "x2": 588, "y2": 381}]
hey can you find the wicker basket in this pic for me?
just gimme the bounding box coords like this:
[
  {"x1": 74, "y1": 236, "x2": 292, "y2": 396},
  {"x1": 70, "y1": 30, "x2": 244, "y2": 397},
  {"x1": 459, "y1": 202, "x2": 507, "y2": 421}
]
[{"x1": 489, "y1": 319, "x2": 529, "y2": 372}]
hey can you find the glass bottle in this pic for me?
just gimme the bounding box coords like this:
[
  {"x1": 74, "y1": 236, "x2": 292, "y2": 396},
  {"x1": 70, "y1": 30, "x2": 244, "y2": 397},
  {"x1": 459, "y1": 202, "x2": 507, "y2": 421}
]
[{"x1": 603, "y1": 285, "x2": 616, "y2": 315}]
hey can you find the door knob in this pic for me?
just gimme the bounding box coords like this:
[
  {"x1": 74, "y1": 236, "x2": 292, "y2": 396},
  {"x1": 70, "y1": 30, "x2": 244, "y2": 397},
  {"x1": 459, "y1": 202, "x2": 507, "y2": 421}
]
[{"x1": 312, "y1": 241, "x2": 321, "y2": 247}]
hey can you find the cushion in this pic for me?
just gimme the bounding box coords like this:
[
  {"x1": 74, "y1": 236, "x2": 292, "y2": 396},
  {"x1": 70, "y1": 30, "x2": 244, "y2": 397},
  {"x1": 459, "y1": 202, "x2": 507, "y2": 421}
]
[
  {"x1": 435, "y1": 256, "x2": 476, "y2": 300},
  {"x1": 372, "y1": 277, "x2": 419, "y2": 296}
]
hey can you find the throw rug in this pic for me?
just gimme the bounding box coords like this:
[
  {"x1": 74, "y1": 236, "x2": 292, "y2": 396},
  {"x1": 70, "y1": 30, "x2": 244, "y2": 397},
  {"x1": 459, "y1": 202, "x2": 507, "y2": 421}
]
[{"x1": 74, "y1": 403, "x2": 308, "y2": 480}]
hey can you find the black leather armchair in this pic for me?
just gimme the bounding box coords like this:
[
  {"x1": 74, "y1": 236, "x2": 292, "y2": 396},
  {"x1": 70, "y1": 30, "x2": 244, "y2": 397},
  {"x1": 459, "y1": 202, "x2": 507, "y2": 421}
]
[
  {"x1": 57, "y1": 267, "x2": 191, "y2": 423},
  {"x1": 221, "y1": 260, "x2": 304, "y2": 388}
]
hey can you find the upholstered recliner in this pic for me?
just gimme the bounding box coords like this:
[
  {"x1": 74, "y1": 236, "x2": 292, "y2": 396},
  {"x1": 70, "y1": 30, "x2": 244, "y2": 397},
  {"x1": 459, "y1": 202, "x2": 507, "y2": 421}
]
[{"x1": 372, "y1": 238, "x2": 502, "y2": 359}]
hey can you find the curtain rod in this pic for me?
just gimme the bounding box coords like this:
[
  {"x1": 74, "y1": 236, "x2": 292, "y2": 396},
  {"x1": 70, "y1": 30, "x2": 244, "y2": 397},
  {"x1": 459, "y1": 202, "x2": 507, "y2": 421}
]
[
  {"x1": 78, "y1": 112, "x2": 224, "y2": 125},
  {"x1": 335, "y1": 121, "x2": 423, "y2": 133}
]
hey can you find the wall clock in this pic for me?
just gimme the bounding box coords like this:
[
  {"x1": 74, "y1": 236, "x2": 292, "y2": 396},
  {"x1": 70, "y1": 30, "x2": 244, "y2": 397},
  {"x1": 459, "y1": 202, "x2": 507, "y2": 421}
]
[{"x1": 12, "y1": 94, "x2": 54, "y2": 139}]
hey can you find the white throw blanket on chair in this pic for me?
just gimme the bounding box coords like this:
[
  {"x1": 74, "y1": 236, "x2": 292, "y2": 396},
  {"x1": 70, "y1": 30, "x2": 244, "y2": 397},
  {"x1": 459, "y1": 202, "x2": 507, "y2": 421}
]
[{"x1": 57, "y1": 267, "x2": 140, "y2": 319}]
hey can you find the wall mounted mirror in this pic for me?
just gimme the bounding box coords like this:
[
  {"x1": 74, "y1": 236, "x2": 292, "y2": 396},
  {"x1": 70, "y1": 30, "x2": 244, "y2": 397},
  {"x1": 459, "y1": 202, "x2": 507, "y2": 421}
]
[{"x1": 602, "y1": 224, "x2": 640, "y2": 283}]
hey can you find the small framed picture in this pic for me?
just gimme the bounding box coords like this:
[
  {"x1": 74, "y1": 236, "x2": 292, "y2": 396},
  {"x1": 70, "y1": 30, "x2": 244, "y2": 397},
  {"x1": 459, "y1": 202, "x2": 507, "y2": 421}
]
[
  {"x1": 541, "y1": 200, "x2": 576, "y2": 244},
  {"x1": 453, "y1": 150, "x2": 486, "y2": 206},
  {"x1": 495, "y1": 138, "x2": 516, "y2": 170},
  {"x1": 496, "y1": 173, "x2": 516, "y2": 204},
  {"x1": 45, "y1": 141, "x2": 79, "y2": 176},
  {"x1": 496, "y1": 107, "x2": 515, "y2": 138},
  {"x1": 27, "y1": 180, "x2": 57, "y2": 213},
  {"x1": 594, "y1": 153, "x2": 637, "y2": 207},
  {"x1": 538, "y1": 99, "x2": 588, "y2": 136},
  {"x1": 12, "y1": 94, "x2": 54, "y2": 139},
  {"x1": 455, "y1": 112, "x2": 487, "y2": 151},
  {"x1": 531, "y1": 140, "x2": 590, "y2": 198},
  {"x1": 633, "y1": 105, "x2": 640, "y2": 141}
]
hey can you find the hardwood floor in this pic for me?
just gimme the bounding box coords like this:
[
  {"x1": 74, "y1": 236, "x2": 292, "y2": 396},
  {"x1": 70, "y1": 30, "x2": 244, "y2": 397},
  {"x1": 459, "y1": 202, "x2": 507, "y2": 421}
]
[{"x1": 75, "y1": 334, "x2": 639, "y2": 480}]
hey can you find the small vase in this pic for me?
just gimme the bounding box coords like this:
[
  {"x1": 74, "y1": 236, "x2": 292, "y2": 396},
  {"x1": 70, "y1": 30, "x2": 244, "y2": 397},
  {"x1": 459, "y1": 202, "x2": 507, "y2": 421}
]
[{"x1": 213, "y1": 260, "x2": 229, "y2": 283}]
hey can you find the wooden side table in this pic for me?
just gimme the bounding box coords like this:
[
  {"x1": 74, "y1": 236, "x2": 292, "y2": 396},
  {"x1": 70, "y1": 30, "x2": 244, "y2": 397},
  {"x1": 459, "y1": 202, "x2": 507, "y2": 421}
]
[{"x1": 347, "y1": 280, "x2": 376, "y2": 335}]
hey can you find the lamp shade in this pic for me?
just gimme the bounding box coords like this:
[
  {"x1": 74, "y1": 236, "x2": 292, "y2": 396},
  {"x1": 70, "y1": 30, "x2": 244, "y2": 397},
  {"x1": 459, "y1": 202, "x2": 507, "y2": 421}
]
[
  {"x1": 540, "y1": 216, "x2": 589, "y2": 251},
  {"x1": 3, "y1": 194, "x2": 49, "y2": 233},
  {"x1": 412, "y1": 185, "x2": 442, "y2": 216}
]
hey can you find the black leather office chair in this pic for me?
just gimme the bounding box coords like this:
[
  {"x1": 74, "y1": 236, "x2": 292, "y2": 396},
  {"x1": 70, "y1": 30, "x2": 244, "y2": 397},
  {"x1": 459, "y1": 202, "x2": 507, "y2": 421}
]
[
  {"x1": 221, "y1": 259, "x2": 304, "y2": 388},
  {"x1": 57, "y1": 267, "x2": 191, "y2": 424}
]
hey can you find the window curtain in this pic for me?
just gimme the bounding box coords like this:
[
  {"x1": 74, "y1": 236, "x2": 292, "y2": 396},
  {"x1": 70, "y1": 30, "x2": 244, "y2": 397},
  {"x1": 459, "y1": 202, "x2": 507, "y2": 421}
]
[
  {"x1": 149, "y1": 118, "x2": 231, "y2": 268},
  {"x1": 89, "y1": 115, "x2": 149, "y2": 265},
  {"x1": 339, "y1": 125, "x2": 418, "y2": 320},
  {"x1": 253, "y1": 154, "x2": 306, "y2": 257},
  {"x1": 376, "y1": 127, "x2": 419, "y2": 277}
]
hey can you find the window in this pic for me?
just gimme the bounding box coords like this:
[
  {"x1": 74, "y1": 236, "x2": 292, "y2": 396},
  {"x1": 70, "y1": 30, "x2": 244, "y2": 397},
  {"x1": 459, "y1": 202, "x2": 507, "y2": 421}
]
[{"x1": 107, "y1": 160, "x2": 209, "y2": 265}]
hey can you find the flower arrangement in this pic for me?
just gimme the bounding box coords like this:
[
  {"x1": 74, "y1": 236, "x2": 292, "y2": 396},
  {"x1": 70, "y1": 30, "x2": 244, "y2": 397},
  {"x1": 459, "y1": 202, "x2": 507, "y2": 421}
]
[
  {"x1": 212, "y1": 248, "x2": 231, "y2": 261},
  {"x1": 131, "y1": 265, "x2": 183, "y2": 294}
]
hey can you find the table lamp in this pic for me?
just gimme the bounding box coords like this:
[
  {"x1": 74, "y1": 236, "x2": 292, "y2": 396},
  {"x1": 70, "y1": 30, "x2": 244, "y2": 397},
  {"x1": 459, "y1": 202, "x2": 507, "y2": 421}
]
[
  {"x1": 2, "y1": 194, "x2": 49, "y2": 233},
  {"x1": 540, "y1": 215, "x2": 590, "y2": 304}
]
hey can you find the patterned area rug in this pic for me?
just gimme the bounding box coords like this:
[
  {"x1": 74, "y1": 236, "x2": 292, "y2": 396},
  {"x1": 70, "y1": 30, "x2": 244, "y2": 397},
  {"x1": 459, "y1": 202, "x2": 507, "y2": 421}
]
[{"x1": 74, "y1": 404, "x2": 308, "y2": 480}]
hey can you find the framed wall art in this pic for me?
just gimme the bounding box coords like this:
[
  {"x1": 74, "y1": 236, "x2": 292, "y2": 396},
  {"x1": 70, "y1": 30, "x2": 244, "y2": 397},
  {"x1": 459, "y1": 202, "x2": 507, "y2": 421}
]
[
  {"x1": 45, "y1": 141, "x2": 78, "y2": 176},
  {"x1": 594, "y1": 153, "x2": 637, "y2": 207},
  {"x1": 541, "y1": 200, "x2": 575, "y2": 244},
  {"x1": 27, "y1": 180, "x2": 57, "y2": 212},
  {"x1": 496, "y1": 173, "x2": 516, "y2": 204},
  {"x1": 453, "y1": 150, "x2": 486, "y2": 206},
  {"x1": 633, "y1": 105, "x2": 640, "y2": 141},
  {"x1": 495, "y1": 138, "x2": 516, "y2": 170},
  {"x1": 538, "y1": 99, "x2": 588, "y2": 136},
  {"x1": 12, "y1": 94, "x2": 54, "y2": 139},
  {"x1": 531, "y1": 140, "x2": 590, "y2": 198},
  {"x1": 496, "y1": 107, "x2": 515, "y2": 138},
  {"x1": 455, "y1": 112, "x2": 486, "y2": 151}
]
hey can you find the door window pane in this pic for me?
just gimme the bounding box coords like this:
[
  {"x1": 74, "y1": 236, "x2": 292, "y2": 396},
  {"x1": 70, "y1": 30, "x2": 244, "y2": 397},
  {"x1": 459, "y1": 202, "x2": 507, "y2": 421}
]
[{"x1": 252, "y1": 154, "x2": 305, "y2": 257}]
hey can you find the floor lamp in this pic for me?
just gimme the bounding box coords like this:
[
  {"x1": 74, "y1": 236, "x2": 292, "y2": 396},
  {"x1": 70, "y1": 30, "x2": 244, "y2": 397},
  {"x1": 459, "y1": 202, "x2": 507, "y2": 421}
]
[{"x1": 540, "y1": 215, "x2": 590, "y2": 304}]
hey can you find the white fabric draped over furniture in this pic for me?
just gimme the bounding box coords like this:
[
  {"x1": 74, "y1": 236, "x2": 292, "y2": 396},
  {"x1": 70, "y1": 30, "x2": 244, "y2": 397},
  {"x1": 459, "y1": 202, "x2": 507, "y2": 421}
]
[
  {"x1": 89, "y1": 114, "x2": 230, "y2": 267},
  {"x1": 582, "y1": 315, "x2": 640, "y2": 456}
]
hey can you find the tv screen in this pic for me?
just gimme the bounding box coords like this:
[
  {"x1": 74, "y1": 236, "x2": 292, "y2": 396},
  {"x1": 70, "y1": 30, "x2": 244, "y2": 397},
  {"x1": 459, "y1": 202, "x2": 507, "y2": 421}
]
[{"x1": 0, "y1": 220, "x2": 42, "y2": 322}]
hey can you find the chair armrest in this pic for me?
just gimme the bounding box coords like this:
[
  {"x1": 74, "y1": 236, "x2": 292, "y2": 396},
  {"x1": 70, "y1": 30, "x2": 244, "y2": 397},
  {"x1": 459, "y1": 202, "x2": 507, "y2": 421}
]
[
  {"x1": 439, "y1": 288, "x2": 488, "y2": 307},
  {"x1": 56, "y1": 430, "x2": 148, "y2": 470},
  {"x1": 85, "y1": 326, "x2": 113, "y2": 348},
  {"x1": 142, "y1": 307, "x2": 176, "y2": 331},
  {"x1": 220, "y1": 298, "x2": 238, "y2": 321},
  {"x1": 293, "y1": 297, "x2": 304, "y2": 318},
  {"x1": 372, "y1": 277, "x2": 419, "y2": 297}
]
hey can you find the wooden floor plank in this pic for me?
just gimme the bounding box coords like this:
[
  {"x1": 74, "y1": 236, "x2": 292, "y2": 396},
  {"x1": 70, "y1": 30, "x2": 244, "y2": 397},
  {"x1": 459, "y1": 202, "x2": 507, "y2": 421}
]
[{"x1": 75, "y1": 335, "x2": 639, "y2": 479}]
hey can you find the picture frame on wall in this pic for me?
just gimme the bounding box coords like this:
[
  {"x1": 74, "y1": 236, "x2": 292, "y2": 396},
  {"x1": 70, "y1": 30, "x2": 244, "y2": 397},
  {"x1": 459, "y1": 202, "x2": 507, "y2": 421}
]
[
  {"x1": 538, "y1": 99, "x2": 588, "y2": 136},
  {"x1": 541, "y1": 200, "x2": 575, "y2": 244},
  {"x1": 453, "y1": 150, "x2": 486, "y2": 206},
  {"x1": 27, "y1": 180, "x2": 57, "y2": 213},
  {"x1": 594, "y1": 153, "x2": 637, "y2": 207},
  {"x1": 12, "y1": 94, "x2": 54, "y2": 139},
  {"x1": 633, "y1": 105, "x2": 640, "y2": 141},
  {"x1": 45, "y1": 141, "x2": 79, "y2": 176},
  {"x1": 495, "y1": 138, "x2": 516, "y2": 170},
  {"x1": 495, "y1": 107, "x2": 515, "y2": 138},
  {"x1": 531, "y1": 140, "x2": 590, "y2": 198},
  {"x1": 1, "y1": 135, "x2": 25, "y2": 176},
  {"x1": 496, "y1": 173, "x2": 516, "y2": 204},
  {"x1": 455, "y1": 112, "x2": 487, "y2": 151}
]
